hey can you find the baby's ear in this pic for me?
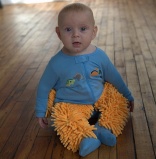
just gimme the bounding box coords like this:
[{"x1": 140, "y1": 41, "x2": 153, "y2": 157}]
[
  {"x1": 92, "y1": 26, "x2": 98, "y2": 40},
  {"x1": 55, "y1": 27, "x2": 61, "y2": 39}
]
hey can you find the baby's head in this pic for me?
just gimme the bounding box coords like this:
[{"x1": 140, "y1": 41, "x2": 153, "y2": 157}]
[
  {"x1": 58, "y1": 3, "x2": 95, "y2": 26},
  {"x1": 56, "y1": 3, "x2": 97, "y2": 55}
]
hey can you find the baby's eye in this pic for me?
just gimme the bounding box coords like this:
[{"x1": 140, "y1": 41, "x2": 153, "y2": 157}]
[
  {"x1": 80, "y1": 27, "x2": 87, "y2": 31},
  {"x1": 65, "y1": 27, "x2": 72, "y2": 32}
]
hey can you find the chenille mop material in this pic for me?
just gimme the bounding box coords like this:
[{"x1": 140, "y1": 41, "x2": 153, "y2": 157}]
[
  {"x1": 51, "y1": 103, "x2": 96, "y2": 152},
  {"x1": 45, "y1": 82, "x2": 129, "y2": 152},
  {"x1": 94, "y1": 82, "x2": 129, "y2": 136}
]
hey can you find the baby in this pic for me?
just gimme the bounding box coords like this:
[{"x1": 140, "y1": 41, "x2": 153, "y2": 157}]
[{"x1": 35, "y1": 3, "x2": 134, "y2": 157}]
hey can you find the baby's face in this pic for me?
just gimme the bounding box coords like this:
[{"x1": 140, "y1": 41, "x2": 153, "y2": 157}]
[{"x1": 56, "y1": 11, "x2": 97, "y2": 55}]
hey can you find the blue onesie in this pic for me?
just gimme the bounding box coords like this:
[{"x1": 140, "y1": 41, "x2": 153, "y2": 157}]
[{"x1": 35, "y1": 47, "x2": 134, "y2": 117}]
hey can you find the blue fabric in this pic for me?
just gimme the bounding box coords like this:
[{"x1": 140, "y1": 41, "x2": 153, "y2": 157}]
[
  {"x1": 90, "y1": 110, "x2": 100, "y2": 118},
  {"x1": 94, "y1": 123, "x2": 116, "y2": 146},
  {"x1": 79, "y1": 137, "x2": 101, "y2": 157},
  {"x1": 35, "y1": 47, "x2": 134, "y2": 117}
]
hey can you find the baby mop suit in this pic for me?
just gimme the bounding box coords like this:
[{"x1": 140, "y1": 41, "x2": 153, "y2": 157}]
[{"x1": 35, "y1": 47, "x2": 134, "y2": 156}]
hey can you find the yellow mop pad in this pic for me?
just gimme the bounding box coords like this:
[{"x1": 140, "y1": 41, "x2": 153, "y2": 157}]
[
  {"x1": 94, "y1": 82, "x2": 129, "y2": 136},
  {"x1": 45, "y1": 82, "x2": 129, "y2": 152},
  {"x1": 51, "y1": 103, "x2": 96, "y2": 152},
  {"x1": 45, "y1": 89, "x2": 56, "y2": 118}
]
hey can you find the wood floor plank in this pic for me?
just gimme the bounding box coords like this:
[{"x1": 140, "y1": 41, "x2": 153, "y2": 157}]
[
  {"x1": 99, "y1": 145, "x2": 116, "y2": 159},
  {"x1": 0, "y1": 98, "x2": 16, "y2": 127},
  {"x1": 0, "y1": 102, "x2": 26, "y2": 153},
  {"x1": 63, "y1": 149, "x2": 80, "y2": 159},
  {"x1": 0, "y1": 0, "x2": 156, "y2": 158},
  {"x1": 117, "y1": 119, "x2": 136, "y2": 159},
  {"x1": 44, "y1": 128, "x2": 57, "y2": 159},
  {"x1": 125, "y1": 51, "x2": 155, "y2": 159},
  {"x1": 145, "y1": 59, "x2": 156, "y2": 101},
  {"x1": 13, "y1": 115, "x2": 40, "y2": 159},
  {"x1": 50, "y1": 135, "x2": 64, "y2": 159},
  {"x1": 135, "y1": 55, "x2": 156, "y2": 155},
  {"x1": 27, "y1": 136, "x2": 51, "y2": 159},
  {"x1": 97, "y1": 1, "x2": 108, "y2": 48},
  {"x1": 0, "y1": 94, "x2": 35, "y2": 158}
]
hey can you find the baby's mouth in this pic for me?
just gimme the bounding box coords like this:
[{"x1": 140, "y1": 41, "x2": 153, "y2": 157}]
[{"x1": 72, "y1": 42, "x2": 81, "y2": 47}]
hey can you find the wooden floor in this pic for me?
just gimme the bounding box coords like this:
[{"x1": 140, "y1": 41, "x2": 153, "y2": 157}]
[{"x1": 0, "y1": 0, "x2": 156, "y2": 158}]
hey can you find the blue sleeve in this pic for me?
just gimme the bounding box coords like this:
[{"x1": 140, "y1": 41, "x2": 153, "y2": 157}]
[
  {"x1": 103, "y1": 56, "x2": 134, "y2": 101},
  {"x1": 35, "y1": 61, "x2": 58, "y2": 117}
]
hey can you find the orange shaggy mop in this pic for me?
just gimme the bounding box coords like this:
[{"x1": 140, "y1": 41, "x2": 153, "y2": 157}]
[{"x1": 45, "y1": 82, "x2": 129, "y2": 152}]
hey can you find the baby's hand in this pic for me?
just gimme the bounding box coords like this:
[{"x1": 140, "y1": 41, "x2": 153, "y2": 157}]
[
  {"x1": 37, "y1": 117, "x2": 48, "y2": 128},
  {"x1": 128, "y1": 101, "x2": 134, "y2": 112}
]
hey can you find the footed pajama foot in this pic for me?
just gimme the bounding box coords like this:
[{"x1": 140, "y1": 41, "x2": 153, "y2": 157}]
[
  {"x1": 79, "y1": 137, "x2": 101, "y2": 157},
  {"x1": 94, "y1": 123, "x2": 116, "y2": 146}
]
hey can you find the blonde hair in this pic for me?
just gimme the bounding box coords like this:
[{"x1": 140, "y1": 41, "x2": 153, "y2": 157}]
[{"x1": 58, "y1": 3, "x2": 95, "y2": 26}]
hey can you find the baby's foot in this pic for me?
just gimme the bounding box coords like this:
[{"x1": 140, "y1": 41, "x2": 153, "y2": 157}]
[
  {"x1": 94, "y1": 123, "x2": 116, "y2": 146},
  {"x1": 79, "y1": 137, "x2": 101, "y2": 157}
]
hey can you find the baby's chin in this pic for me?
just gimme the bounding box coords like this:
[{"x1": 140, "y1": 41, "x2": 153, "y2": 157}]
[
  {"x1": 62, "y1": 48, "x2": 84, "y2": 55},
  {"x1": 72, "y1": 45, "x2": 95, "y2": 55},
  {"x1": 62, "y1": 45, "x2": 95, "y2": 55}
]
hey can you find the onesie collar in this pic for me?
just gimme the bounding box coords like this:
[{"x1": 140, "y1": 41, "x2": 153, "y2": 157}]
[{"x1": 74, "y1": 56, "x2": 89, "y2": 63}]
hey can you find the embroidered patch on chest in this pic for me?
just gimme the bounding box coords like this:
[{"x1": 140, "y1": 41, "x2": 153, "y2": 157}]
[
  {"x1": 66, "y1": 79, "x2": 75, "y2": 86},
  {"x1": 66, "y1": 73, "x2": 83, "y2": 86},
  {"x1": 90, "y1": 68, "x2": 102, "y2": 77}
]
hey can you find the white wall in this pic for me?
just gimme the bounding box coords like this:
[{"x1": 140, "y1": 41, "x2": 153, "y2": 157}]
[{"x1": 1, "y1": 0, "x2": 69, "y2": 5}]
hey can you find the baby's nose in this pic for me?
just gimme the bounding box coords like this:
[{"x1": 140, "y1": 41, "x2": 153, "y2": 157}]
[{"x1": 72, "y1": 29, "x2": 79, "y2": 37}]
